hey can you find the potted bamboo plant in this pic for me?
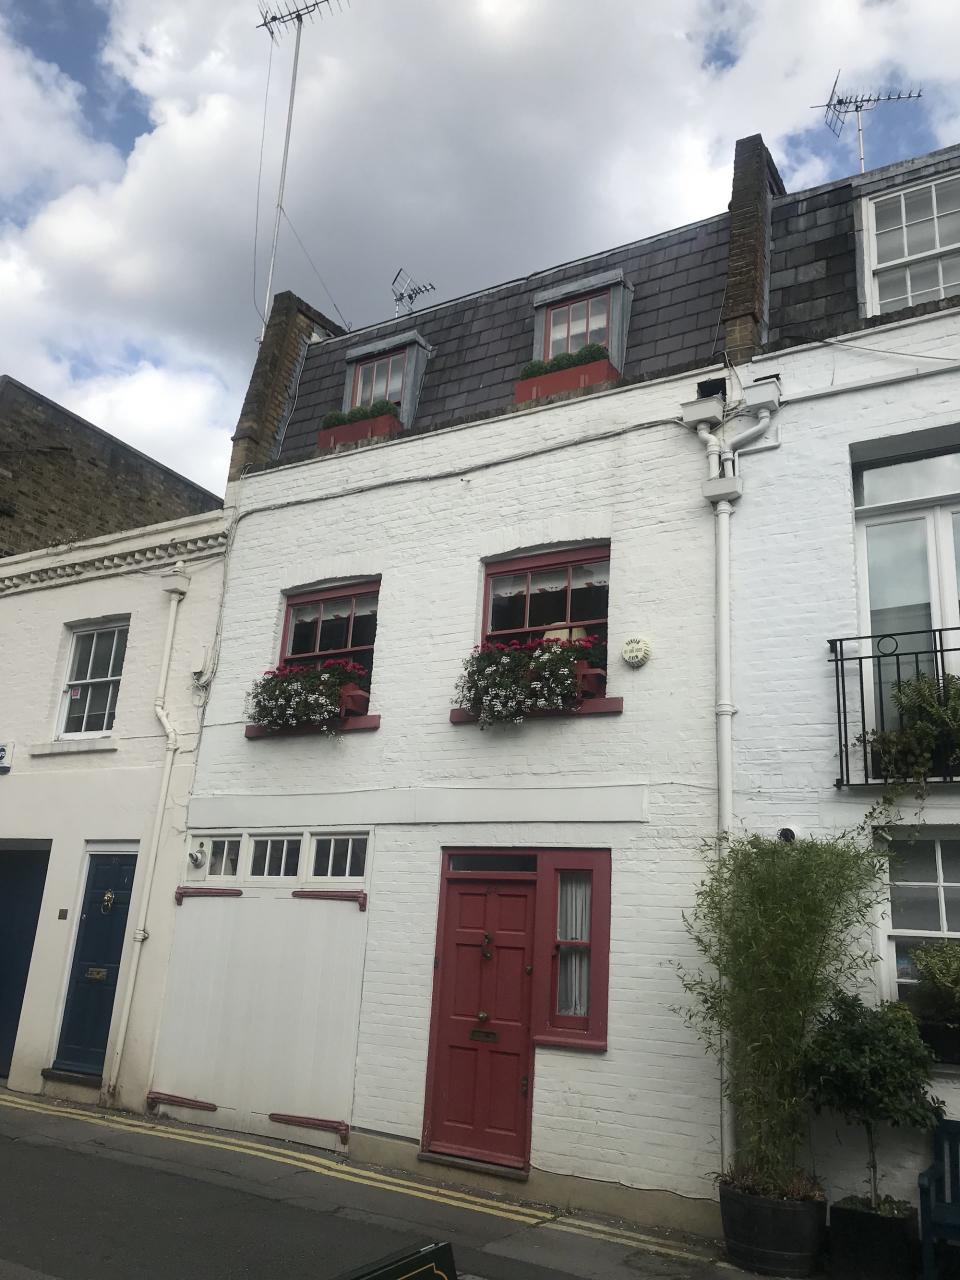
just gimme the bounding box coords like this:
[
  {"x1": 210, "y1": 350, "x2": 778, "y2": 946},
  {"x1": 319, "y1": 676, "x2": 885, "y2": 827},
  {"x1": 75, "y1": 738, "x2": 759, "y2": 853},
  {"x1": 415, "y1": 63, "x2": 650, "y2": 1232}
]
[
  {"x1": 805, "y1": 992, "x2": 944, "y2": 1280},
  {"x1": 676, "y1": 833, "x2": 888, "y2": 1277}
]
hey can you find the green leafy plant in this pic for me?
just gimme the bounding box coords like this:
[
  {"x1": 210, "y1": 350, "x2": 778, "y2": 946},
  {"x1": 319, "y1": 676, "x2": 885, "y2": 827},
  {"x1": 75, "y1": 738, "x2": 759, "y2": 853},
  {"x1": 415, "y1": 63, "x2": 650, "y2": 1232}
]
[
  {"x1": 805, "y1": 992, "x2": 943, "y2": 1211},
  {"x1": 247, "y1": 660, "x2": 368, "y2": 733},
  {"x1": 519, "y1": 343, "x2": 611, "y2": 381},
  {"x1": 864, "y1": 672, "x2": 960, "y2": 785},
  {"x1": 909, "y1": 939, "x2": 960, "y2": 1028},
  {"x1": 320, "y1": 400, "x2": 400, "y2": 430},
  {"x1": 676, "y1": 834, "x2": 888, "y2": 1198},
  {"x1": 454, "y1": 635, "x2": 602, "y2": 728}
]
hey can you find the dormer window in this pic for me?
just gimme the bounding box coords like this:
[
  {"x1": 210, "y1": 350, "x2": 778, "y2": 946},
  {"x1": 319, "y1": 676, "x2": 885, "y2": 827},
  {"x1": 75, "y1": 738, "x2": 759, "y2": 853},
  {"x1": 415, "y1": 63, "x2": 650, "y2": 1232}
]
[
  {"x1": 532, "y1": 269, "x2": 632, "y2": 372},
  {"x1": 546, "y1": 291, "x2": 610, "y2": 359},
  {"x1": 353, "y1": 349, "x2": 406, "y2": 409},
  {"x1": 867, "y1": 176, "x2": 960, "y2": 315}
]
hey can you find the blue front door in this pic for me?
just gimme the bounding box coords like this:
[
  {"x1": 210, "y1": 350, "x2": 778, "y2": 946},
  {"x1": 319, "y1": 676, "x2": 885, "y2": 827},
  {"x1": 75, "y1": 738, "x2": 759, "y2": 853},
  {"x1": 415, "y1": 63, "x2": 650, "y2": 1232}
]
[
  {"x1": 55, "y1": 854, "x2": 137, "y2": 1077},
  {"x1": 0, "y1": 849, "x2": 49, "y2": 1077}
]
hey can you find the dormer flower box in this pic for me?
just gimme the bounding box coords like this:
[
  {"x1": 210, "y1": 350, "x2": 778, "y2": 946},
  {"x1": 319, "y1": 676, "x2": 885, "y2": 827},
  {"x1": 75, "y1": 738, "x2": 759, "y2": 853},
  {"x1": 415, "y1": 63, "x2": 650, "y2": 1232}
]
[
  {"x1": 514, "y1": 345, "x2": 620, "y2": 405},
  {"x1": 317, "y1": 402, "x2": 401, "y2": 453}
]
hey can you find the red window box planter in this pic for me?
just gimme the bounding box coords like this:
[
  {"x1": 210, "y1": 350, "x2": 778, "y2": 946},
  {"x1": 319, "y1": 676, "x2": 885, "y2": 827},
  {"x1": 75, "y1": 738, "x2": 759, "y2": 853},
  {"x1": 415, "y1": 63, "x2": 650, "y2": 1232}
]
[
  {"x1": 245, "y1": 683, "x2": 379, "y2": 737},
  {"x1": 317, "y1": 413, "x2": 401, "y2": 453},
  {"x1": 513, "y1": 359, "x2": 620, "y2": 405}
]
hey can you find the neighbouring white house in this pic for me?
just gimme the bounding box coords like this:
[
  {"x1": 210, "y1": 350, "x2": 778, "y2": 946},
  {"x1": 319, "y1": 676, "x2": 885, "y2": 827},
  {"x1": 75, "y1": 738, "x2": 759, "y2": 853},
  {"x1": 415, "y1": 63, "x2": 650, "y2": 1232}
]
[{"x1": 0, "y1": 509, "x2": 227, "y2": 1112}]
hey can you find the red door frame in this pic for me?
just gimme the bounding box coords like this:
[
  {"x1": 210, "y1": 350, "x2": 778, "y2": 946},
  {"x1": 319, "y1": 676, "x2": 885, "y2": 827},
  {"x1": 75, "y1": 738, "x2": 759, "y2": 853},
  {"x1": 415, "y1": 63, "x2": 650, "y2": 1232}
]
[{"x1": 422, "y1": 858, "x2": 537, "y2": 1169}]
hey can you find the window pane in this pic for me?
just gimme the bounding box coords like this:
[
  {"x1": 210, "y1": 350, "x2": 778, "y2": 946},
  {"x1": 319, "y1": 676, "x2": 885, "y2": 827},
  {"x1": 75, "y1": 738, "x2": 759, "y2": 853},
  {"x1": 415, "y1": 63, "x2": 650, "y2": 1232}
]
[
  {"x1": 318, "y1": 600, "x2": 350, "y2": 651},
  {"x1": 911, "y1": 288, "x2": 940, "y2": 306},
  {"x1": 210, "y1": 841, "x2": 225, "y2": 875},
  {"x1": 71, "y1": 632, "x2": 94, "y2": 681},
  {"x1": 891, "y1": 884, "x2": 941, "y2": 931},
  {"x1": 861, "y1": 453, "x2": 960, "y2": 505},
  {"x1": 906, "y1": 219, "x2": 936, "y2": 257},
  {"x1": 387, "y1": 354, "x2": 405, "y2": 403},
  {"x1": 251, "y1": 840, "x2": 267, "y2": 876},
  {"x1": 587, "y1": 294, "x2": 609, "y2": 347},
  {"x1": 110, "y1": 629, "x2": 127, "y2": 677},
  {"x1": 904, "y1": 187, "x2": 934, "y2": 224},
  {"x1": 558, "y1": 871, "x2": 591, "y2": 940},
  {"x1": 356, "y1": 362, "x2": 374, "y2": 407},
  {"x1": 225, "y1": 840, "x2": 240, "y2": 876},
  {"x1": 909, "y1": 259, "x2": 940, "y2": 296},
  {"x1": 877, "y1": 269, "x2": 908, "y2": 303},
  {"x1": 938, "y1": 211, "x2": 960, "y2": 250},
  {"x1": 351, "y1": 594, "x2": 378, "y2": 648},
  {"x1": 283, "y1": 841, "x2": 300, "y2": 877},
  {"x1": 349, "y1": 837, "x2": 368, "y2": 878},
  {"x1": 570, "y1": 560, "x2": 609, "y2": 623},
  {"x1": 889, "y1": 839, "x2": 937, "y2": 882},
  {"x1": 874, "y1": 196, "x2": 902, "y2": 233},
  {"x1": 372, "y1": 360, "x2": 388, "y2": 401},
  {"x1": 940, "y1": 840, "x2": 960, "y2": 883},
  {"x1": 64, "y1": 685, "x2": 89, "y2": 734},
  {"x1": 448, "y1": 853, "x2": 537, "y2": 871},
  {"x1": 89, "y1": 630, "x2": 115, "y2": 679},
  {"x1": 568, "y1": 300, "x2": 588, "y2": 351},
  {"x1": 549, "y1": 307, "x2": 568, "y2": 358},
  {"x1": 84, "y1": 682, "x2": 110, "y2": 732},
  {"x1": 942, "y1": 254, "x2": 960, "y2": 290},
  {"x1": 290, "y1": 606, "x2": 320, "y2": 655},
  {"x1": 528, "y1": 568, "x2": 568, "y2": 627},
  {"x1": 938, "y1": 179, "x2": 960, "y2": 214},
  {"x1": 865, "y1": 519, "x2": 933, "y2": 636},
  {"x1": 331, "y1": 838, "x2": 350, "y2": 877},
  {"x1": 876, "y1": 227, "x2": 904, "y2": 263},
  {"x1": 267, "y1": 839, "x2": 284, "y2": 876},
  {"x1": 945, "y1": 886, "x2": 960, "y2": 932},
  {"x1": 313, "y1": 838, "x2": 332, "y2": 877},
  {"x1": 557, "y1": 947, "x2": 590, "y2": 1016},
  {"x1": 105, "y1": 681, "x2": 120, "y2": 732},
  {"x1": 879, "y1": 297, "x2": 903, "y2": 314},
  {"x1": 895, "y1": 938, "x2": 924, "y2": 981},
  {"x1": 489, "y1": 573, "x2": 526, "y2": 632}
]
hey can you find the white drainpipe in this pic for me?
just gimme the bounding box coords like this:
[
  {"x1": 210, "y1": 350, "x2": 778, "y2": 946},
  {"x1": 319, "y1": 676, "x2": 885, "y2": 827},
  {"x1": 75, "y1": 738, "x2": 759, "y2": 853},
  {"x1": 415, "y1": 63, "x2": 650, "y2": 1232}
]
[
  {"x1": 105, "y1": 563, "x2": 189, "y2": 1100},
  {"x1": 681, "y1": 378, "x2": 782, "y2": 1170}
]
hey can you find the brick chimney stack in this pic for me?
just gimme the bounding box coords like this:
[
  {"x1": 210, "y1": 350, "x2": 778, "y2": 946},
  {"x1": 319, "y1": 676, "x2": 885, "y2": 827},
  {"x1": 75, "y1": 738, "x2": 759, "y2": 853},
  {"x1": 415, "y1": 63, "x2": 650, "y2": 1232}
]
[
  {"x1": 722, "y1": 135, "x2": 785, "y2": 364},
  {"x1": 228, "y1": 292, "x2": 343, "y2": 481}
]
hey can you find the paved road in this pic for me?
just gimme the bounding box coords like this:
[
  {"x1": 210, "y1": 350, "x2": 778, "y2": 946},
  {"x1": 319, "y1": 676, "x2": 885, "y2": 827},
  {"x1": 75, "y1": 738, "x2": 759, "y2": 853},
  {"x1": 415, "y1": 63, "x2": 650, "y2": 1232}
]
[{"x1": 0, "y1": 1091, "x2": 729, "y2": 1280}]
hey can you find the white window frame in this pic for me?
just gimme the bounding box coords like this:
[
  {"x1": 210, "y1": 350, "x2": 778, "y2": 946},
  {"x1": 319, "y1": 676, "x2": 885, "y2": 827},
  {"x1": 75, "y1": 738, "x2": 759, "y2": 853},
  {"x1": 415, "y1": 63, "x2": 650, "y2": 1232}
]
[
  {"x1": 59, "y1": 620, "x2": 129, "y2": 739},
  {"x1": 862, "y1": 175, "x2": 960, "y2": 317},
  {"x1": 203, "y1": 835, "x2": 242, "y2": 878},
  {"x1": 308, "y1": 832, "x2": 369, "y2": 882},
  {"x1": 884, "y1": 831, "x2": 960, "y2": 1003},
  {"x1": 188, "y1": 828, "x2": 372, "y2": 887}
]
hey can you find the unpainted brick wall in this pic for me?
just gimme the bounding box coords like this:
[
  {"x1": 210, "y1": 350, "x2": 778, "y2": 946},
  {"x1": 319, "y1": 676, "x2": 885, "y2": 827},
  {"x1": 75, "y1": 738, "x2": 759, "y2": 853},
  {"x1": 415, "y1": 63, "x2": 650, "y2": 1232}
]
[{"x1": 0, "y1": 377, "x2": 221, "y2": 558}]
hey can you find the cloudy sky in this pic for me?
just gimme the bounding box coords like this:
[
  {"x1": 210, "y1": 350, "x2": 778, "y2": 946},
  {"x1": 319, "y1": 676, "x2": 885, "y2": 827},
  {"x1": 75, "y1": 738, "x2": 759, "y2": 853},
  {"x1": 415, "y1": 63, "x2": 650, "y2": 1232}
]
[{"x1": 1, "y1": 0, "x2": 957, "y2": 494}]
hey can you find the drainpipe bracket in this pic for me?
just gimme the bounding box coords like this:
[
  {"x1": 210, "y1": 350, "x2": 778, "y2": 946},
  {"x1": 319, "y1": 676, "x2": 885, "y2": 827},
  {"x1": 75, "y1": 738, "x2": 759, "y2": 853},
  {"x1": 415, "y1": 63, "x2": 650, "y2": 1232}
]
[{"x1": 702, "y1": 476, "x2": 744, "y2": 504}]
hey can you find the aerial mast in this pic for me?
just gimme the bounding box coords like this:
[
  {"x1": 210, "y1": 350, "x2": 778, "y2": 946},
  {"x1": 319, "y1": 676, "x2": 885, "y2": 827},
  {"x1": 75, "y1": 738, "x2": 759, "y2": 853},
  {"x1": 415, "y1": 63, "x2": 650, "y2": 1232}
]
[
  {"x1": 256, "y1": 1, "x2": 342, "y2": 341},
  {"x1": 814, "y1": 71, "x2": 922, "y2": 174}
]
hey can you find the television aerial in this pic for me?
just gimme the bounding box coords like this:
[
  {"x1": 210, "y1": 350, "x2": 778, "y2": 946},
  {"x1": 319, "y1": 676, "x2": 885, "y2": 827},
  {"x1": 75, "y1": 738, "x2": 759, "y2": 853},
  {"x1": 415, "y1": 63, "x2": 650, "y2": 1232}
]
[
  {"x1": 391, "y1": 268, "x2": 437, "y2": 317},
  {"x1": 813, "y1": 70, "x2": 922, "y2": 174}
]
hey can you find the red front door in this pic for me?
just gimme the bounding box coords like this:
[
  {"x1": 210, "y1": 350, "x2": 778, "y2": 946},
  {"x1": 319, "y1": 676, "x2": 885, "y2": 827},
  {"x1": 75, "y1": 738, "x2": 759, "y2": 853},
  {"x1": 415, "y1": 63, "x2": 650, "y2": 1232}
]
[{"x1": 425, "y1": 877, "x2": 536, "y2": 1168}]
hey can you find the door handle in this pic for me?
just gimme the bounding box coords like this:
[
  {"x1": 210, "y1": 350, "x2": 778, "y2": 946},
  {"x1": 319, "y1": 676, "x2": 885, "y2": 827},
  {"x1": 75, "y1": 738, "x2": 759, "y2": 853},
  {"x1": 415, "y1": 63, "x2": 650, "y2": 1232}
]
[
  {"x1": 100, "y1": 889, "x2": 115, "y2": 915},
  {"x1": 476, "y1": 1010, "x2": 489, "y2": 1022},
  {"x1": 520, "y1": 1075, "x2": 529, "y2": 1096}
]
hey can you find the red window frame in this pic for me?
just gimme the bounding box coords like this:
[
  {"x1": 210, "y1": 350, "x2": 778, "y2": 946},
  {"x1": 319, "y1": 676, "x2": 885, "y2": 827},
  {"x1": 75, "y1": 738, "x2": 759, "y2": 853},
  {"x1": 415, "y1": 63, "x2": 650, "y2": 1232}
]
[
  {"x1": 440, "y1": 847, "x2": 610, "y2": 1051},
  {"x1": 280, "y1": 581, "x2": 380, "y2": 680},
  {"x1": 352, "y1": 349, "x2": 407, "y2": 409},
  {"x1": 483, "y1": 545, "x2": 610, "y2": 664},
  {"x1": 544, "y1": 289, "x2": 611, "y2": 360}
]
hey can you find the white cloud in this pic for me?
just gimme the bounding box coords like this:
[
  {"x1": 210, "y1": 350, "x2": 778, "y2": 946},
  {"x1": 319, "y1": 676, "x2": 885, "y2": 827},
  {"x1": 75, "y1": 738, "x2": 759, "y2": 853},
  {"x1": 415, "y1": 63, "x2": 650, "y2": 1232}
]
[{"x1": 1, "y1": 0, "x2": 959, "y2": 496}]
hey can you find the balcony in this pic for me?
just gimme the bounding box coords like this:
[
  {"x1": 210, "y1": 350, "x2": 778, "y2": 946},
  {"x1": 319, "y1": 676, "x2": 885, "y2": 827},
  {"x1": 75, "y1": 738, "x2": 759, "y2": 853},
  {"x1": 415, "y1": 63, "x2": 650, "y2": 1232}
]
[{"x1": 829, "y1": 626, "x2": 960, "y2": 787}]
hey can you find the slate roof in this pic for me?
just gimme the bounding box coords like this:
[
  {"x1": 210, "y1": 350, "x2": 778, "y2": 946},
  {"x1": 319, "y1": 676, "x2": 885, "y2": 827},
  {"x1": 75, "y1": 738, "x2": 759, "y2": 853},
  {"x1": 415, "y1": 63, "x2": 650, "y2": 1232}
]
[{"x1": 276, "y1": 214, "x2": 730, "y2": 465}]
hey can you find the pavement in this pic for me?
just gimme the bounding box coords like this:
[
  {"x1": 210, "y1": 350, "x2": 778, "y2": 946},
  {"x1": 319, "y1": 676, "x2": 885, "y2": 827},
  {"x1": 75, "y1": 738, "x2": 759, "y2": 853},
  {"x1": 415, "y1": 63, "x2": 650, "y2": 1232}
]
[{"x1": 0, "y1": 1088, "x2": 733, "y2": 1280}]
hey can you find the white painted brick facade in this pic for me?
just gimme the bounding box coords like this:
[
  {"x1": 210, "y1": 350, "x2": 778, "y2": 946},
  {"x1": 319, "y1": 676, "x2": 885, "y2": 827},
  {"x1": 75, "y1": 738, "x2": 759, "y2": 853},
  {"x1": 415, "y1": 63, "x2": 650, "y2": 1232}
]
[
  {"x1": 189, "y1": 371, "x2": 728, "y2": 1208},
  {"x1": 732, "y1": 310, "x2": 960, "y2": 1203},
  {"x1": 0, "y1": 512, "x2": 226, "y2": 1109}
]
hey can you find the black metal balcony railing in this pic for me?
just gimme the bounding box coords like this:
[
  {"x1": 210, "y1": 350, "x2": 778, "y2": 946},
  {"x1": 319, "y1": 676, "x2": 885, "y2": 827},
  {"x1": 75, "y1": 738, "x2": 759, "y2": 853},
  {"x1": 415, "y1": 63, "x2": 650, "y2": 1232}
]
[{"x1": 828, "y1": 626, "x2": 960, "y2": 787}]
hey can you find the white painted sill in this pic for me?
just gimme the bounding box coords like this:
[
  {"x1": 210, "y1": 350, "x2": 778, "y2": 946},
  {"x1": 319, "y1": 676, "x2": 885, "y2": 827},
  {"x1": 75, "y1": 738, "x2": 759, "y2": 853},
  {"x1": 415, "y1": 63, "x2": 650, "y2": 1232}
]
[{"x1": 29, "y1": 739, "x2": 119, "y2": 757}]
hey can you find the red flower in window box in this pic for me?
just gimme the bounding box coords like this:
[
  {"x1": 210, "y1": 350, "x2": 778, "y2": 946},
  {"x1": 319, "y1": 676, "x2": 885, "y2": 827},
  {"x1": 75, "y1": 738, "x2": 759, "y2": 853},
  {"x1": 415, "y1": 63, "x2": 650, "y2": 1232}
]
[
  {"x1": 514, "y1": 345, "x2": 620, "y2": 405},
  {"x1": 454, "y1": 635, "x2": 602, "y2": 727},
  {"x1": 246, "y1": 659, "x2": 370, "y2": 734}
]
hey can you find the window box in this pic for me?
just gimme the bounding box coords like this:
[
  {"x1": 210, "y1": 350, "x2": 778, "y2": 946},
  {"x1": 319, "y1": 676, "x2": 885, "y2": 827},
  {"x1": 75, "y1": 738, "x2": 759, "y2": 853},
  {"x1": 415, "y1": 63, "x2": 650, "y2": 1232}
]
[
  {"x1": 317, "y1": 412, "x2": 401, "y2": 453},
  {"x1": 514, "y1": 356, "x2": 620, "y2": 405}
]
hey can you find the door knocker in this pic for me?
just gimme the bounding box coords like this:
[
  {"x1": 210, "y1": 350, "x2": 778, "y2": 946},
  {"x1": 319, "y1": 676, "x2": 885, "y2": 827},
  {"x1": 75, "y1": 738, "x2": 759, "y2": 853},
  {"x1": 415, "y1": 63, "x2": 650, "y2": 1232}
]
[{"x1": 100, "y1": 889, "x2": 115, "y2": 915}]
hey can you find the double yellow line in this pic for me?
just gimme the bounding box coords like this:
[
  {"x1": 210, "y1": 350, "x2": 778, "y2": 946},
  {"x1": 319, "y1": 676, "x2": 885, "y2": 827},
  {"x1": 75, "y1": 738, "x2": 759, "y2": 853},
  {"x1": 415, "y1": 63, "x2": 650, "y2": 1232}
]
[{"x1": 0, "y1": 1093, "x2": 725, "y2": 1268}]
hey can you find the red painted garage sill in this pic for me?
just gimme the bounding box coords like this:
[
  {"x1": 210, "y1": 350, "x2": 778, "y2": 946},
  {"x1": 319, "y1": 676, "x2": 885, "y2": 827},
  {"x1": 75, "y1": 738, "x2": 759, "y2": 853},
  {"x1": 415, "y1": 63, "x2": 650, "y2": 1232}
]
[
  {"x1": 146, "y1": 1091, "x2": 218, "y2": 1113},
  {"x1": 513, "y1": 358, "x2": 620, "y2": 404},
  {"x1": 291, "y1": 889, "x2": 367, "y2": 911},
  {"x1": 245, "y1": 715, "x2": 380, "y2": 738},
  {"x1": 450, "y1": 698, "x2": 623, "y2": 724},
  {"x1": 317, "y1": 413, "x2": 401, "y2": 453},
  {"x1": 268, "y1": 1113, "x2": 350, "y2": 1142}
]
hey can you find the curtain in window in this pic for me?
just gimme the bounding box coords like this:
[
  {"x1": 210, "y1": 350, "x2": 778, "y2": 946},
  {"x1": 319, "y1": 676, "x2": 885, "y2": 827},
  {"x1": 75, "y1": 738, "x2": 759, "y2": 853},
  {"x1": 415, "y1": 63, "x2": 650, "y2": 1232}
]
[{"x1": 557, "y1": 872, "x2": 591, "y2": 1017}]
